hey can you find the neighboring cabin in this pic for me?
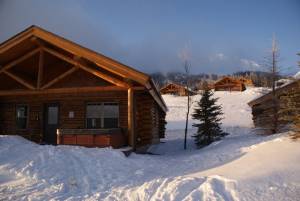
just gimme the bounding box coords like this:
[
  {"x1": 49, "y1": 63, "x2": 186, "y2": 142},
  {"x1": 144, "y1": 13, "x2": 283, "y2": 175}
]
[
  {"x1": 0, "y1": 26, "x2": 167, "y2": 152},
  {"x1": 238, "y1": 77, "x2": 254, "y2": 87},
  {"x1": 214, "y1": 77, "x2": 246, "y2": 92},
  {"x1": 248, "y1": 79, "x2": 300, "y2": 134},
  {"x1": 160, "y1": 83, "x2": 197, "y2": 96}
]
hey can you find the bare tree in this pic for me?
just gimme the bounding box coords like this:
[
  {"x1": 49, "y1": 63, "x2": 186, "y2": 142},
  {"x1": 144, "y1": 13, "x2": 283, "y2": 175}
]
[
  {"x1": 264, "y1": 35, "x2": 280, "y2": 133},
  {"x1": 178, "y1": 43, "x2": 193, "y2": 149},
  {"x1": 183, "y1": 60, "x2": 192, "y2": 150}
]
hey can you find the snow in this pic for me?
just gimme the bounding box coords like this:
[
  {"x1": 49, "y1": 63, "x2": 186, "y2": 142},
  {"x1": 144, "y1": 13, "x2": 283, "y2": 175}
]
[
  {"x1": 294, "y1": 71, "x2": 300, "y2": 79},
  {"x1": 1, "y1": 88, "x2": 300, "y2": 200},
  {"x1": 165, "y1": 88, "x2": 263, "y2": 129}
]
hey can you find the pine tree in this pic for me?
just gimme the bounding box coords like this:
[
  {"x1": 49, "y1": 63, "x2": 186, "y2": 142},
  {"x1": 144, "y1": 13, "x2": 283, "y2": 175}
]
[{"x1": 192, "y1": 88, "x2": 227, "y2": 148}]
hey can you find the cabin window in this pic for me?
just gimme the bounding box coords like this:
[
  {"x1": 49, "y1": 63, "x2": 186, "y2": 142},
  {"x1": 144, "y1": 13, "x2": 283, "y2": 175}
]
[
  {"x1": 16, "y1": 105, "x2": 28, "y2": 129},
  {"x1": 86, "y1": 103, "x2": 119, "y2": 129},
  {"x1": 103, "y1": 103, "x2": 119, "y2": 128}
]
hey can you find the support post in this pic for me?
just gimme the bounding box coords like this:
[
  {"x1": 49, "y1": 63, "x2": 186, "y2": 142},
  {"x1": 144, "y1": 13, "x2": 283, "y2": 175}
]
[
  {"x1": 128, "y1": 88, "x2": 135, "y2": 149},
  {"x1": 37, "y1": 49, "x2": 44, "y2": 89}
]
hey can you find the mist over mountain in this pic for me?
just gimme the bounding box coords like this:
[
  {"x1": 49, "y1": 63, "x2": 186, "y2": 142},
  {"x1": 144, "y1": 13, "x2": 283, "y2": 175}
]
[{"x1": 150, "y1": 70, "x2": 288, "y2": 89}]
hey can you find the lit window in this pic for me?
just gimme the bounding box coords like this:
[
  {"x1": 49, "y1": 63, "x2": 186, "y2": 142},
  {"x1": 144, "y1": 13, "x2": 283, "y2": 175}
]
[
  {"x1": 86, "y1": 103, "x2": 119, "y2": 129},
  {"x1": 16, "y1": 105, "x2": 28, "y2": 129}
]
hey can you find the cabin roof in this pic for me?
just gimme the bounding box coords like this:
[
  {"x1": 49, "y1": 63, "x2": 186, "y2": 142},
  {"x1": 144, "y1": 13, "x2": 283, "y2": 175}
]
[
  {"x1": 160, "y1": 83, "x2": 184, "y2": 90},
  {"x1": 248, "y1": 78, "x2": 300, "y2": 107},
  {"x1": 214, "y1": 76, "x2": 242, "y2": 85},
  {"x1": 0, "y1": 25, "x2": 167, "y2": 112},
  {"x1": 160, "y1": 82, "x2": 194, "y2": 92}
]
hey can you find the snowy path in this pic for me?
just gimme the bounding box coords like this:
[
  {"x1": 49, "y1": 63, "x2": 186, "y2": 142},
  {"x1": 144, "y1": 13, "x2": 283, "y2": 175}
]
[{"x1": 0, "y1": 88, "x2": 300, "y2": 200}]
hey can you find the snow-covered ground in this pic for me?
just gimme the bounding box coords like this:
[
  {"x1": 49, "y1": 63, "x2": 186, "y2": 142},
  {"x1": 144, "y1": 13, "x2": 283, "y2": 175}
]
[
  {"x1": 1, "y1": 88, "x2": 300, "y2": 201},
  {"x1": 294, "y1": 71, "x2": 300, "y2": 79}
]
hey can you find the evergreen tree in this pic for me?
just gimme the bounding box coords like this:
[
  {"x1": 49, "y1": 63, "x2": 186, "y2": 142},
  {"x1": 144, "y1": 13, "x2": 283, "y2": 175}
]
[{"x1": 192, "y1": 88, "x2": 227, "y2": 148}]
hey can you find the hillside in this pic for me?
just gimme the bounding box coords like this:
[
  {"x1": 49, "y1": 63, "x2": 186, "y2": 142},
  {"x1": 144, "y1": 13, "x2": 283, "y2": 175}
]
[{"x1": 0, "y1": 88, "x2": 299, "y2": 200}]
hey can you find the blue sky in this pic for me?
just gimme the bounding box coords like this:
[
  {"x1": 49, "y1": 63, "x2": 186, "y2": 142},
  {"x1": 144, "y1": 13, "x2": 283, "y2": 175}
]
[{"x1": 0, "y1": 0, "x2": 299, "y2": 75}]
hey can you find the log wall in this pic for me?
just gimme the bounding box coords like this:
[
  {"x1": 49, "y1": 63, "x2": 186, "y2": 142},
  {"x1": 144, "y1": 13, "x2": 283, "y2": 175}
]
[
  {"x1": 0, "y1": 90, "x2": 167, "y2": 148},
  {"x1": 0, "y1": 91, "x2": 128, "y2": 143},
  {"x1": 135, "y1": 91, "x2": 166, "y2": 150},
  {"x1": 160, "y1": 84, "x2": 190, "y2": 96},
  {"x1": 251, "y1": 81, "x2": 300, "y2": 133},
  {"x1": 214, "y1": 84, "x2": 245, "y2": 91}
]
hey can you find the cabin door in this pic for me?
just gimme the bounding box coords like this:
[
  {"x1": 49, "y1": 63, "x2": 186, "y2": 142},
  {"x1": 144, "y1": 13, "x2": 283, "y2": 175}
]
[{"x1": 43, "y1": 103, "x2": 59, "y2": 145}]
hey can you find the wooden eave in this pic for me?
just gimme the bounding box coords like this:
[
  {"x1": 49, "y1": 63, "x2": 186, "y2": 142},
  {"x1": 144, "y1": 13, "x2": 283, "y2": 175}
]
[
  {"x1": 149, "y1": 79, "x2": 168, "y2": 111},
  {"x1": 248, "y1": 79, "x2": 300, "y2": 107},
  {"x1": 160, "y1": 83, "x2": 184, "y2": 91},
  {"x1": 214, "y1": 77, "x2": 242, "y2": 85},
  {"x1": 0, "y1": 25, "x2": 167, "y2": 112}
]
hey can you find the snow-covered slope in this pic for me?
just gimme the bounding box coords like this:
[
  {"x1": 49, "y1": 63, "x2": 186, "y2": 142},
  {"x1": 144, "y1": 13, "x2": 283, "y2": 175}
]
[
  {"x1": 0, "y1": 88, "x2": 299, "y2": 201},
  {"x1": 165, "y1": 88, "x2": 262, "y2": 129},
  {"x1": 294, "y1": 71, "x2": 300, "y2": 79}
]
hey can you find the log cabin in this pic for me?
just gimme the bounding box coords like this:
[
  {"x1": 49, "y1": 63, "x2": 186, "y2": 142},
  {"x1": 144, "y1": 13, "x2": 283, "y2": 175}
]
[
  {"x1": 214, "y1": 77, "x2": 246, "y2": 92},
  {"x1": 160, "y1": 83, "x2": 197, "y2": 96},
  {"x1": 239, "y1": 77, "x2": 254, "y2": 87},
  {"x1": 0, "y1": 25, "x2": 167, "y2": 152},
  {"x1": 248, "y1": 79, "x2": 300, "y2": 134}
]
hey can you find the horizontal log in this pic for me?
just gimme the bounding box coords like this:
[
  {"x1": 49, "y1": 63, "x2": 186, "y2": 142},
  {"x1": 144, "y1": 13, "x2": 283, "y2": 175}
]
[{"x1": 0, "y1": 86, "x2": 144, "y2": 96}]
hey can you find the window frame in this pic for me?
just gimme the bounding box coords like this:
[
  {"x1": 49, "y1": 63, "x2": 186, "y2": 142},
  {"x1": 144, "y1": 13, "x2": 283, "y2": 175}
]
[
  {"x1": 16, "y1": 104, "x2": 29, "y2": 130},
  {"x1": 85, "y1": 102, "x2": 119, "y2": 129}
]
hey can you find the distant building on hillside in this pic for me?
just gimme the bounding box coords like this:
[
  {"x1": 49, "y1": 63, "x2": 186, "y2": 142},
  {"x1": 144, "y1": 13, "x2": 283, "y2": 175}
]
[
  {"x1": 214, "y1": 77, "x2": 246, "y2": 92},
  {"x1": 248, "y1": 79, "x2": 300, "y2": 134},
  {"x1": 195, "y1": 80, "x2": 215, "y2": 91},
  {"x1": 238, "y1": 77, "x2": 254, "y2": 87},
  {"x1": 160, "y1": 83, "x2": 197, "y2": 96}
]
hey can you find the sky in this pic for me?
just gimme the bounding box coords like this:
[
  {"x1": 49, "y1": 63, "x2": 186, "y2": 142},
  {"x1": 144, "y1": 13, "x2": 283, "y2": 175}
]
[{"x1": 0, "y1": 0, "x2": 299, "y2": 75}]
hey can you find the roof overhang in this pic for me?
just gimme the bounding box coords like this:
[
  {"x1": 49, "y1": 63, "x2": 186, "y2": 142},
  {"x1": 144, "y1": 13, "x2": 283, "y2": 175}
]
[
  {"x1": 0, "y1": 25, "x2": 167, "y2": 112},
  {"x1": 248, "y1": 79, "x2": 300, "y2": 107}
]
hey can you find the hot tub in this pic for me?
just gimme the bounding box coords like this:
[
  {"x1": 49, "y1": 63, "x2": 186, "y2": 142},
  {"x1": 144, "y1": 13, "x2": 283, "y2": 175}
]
[{"x1": 57, "y1": 128, "x2": 126, "y2": 148}]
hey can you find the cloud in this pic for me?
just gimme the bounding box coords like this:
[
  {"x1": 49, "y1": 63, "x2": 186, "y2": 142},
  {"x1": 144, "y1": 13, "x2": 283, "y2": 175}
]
[
  {"x1": 0, "y1": 0, "x2": 264, "y2": 75},
  {"x1": 240, "y1": 59, "x2": 261, "y2": 70},
  {"x1": 209, "y1": 53, "x2": 226, "y2": 62},
  {"x1": 0, "y1": 0, "x2": 127, "y2": 59},
  {"x1": 178, "y1": 42, "x2": 192, "y2": 62}
]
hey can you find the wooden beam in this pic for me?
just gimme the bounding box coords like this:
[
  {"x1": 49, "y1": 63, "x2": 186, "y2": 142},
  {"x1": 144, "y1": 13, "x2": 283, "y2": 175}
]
[
  {"x1": 0, "y1": 26, "x2": 149, "y2": 84},
  {"x1": 0, "y1": 48, "x2": 40, "y2": 73},
  {"x1": 41, "y1": 66, "x2": 78, "y2": 89},
  {"x1": 146, "y1": 82, "x2": 168, "y2": 112},
  {"x1": 34, "y1": 28, "x2": 149, "y2": 84},
  {"x1": 128, "y1": 88, "x2": 135, "y2": 149},
  {"x1": 0, "y1": 86, "x2": 139, "y2": 96},
  {"x1": 43, "y1": 47, "x2": 130, "y2": 88},
  {"x1": 0, "y1": 28, "x2": 34, "y2": 53},
  {"x1": 37, "y1": 49, "x2": 44, "y2": 89},
  {"x1": 30, "y1": 36, "x2": 45, "y2": 47},
  {"x1": 3, "y1": 71, "x2": 35, "y2": 90},
  {"x1": 79, "y1": 63, "x2": 130, "y2": 88}
]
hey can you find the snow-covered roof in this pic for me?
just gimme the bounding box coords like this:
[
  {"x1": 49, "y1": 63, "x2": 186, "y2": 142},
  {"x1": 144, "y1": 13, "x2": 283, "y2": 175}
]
[{"x1": 248, "y1": 77, "x2": 300, "y2": 106}]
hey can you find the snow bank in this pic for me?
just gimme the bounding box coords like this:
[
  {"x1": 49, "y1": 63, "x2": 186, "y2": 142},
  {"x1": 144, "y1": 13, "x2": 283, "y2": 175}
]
[
  {"x1": 0, "y1": 135, "x2": 243, "y2": 201},
  {"x1": 2, "y1": 131, "x2": 299, "y2": 200},
  {"x1": 0, "y1": 135, "x2": 140, "y2": 200},
  {"x1": 102, "y1": 175, "x2": 239, "y2": 201}
]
